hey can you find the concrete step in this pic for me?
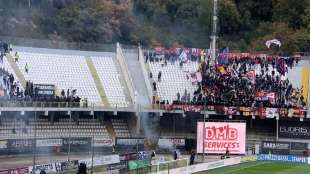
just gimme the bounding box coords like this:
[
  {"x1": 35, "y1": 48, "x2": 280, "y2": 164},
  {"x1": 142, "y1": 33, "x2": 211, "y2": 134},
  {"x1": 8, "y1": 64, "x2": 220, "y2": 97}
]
[
  {"x1": 5, "y1": 53, "x2": 26, "y2": 89},
  {"x1": 85, "y1": 57, "x2": 109, "y2": 106}
]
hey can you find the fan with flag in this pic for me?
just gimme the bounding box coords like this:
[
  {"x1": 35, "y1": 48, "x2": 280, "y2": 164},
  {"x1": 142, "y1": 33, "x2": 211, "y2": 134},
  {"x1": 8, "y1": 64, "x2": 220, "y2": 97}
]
[{"x1": 217, "y1": 47, "x2": 229, "y2": 65}]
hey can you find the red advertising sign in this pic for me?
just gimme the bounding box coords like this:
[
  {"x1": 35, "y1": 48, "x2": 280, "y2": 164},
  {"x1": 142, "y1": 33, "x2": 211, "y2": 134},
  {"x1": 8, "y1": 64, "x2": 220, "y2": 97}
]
[
  {"x1": 197, "y1": 122, "x2": 246, "y2": 154},
  {"x1": 0, "y1": 167, "x2": 28, "y2": 174}
]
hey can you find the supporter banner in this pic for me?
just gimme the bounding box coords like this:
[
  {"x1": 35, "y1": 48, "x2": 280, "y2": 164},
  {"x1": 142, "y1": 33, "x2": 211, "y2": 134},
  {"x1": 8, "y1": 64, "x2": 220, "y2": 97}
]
[
  {"x1": 261, "y1": 141, "x2": 290, "y2": 155},
  {"x1": 55, "y1": 160, "x2": 78, "y2": 172},
  {"x1": 257, "y1": 154, "x2": 308, "y2": 164},
  {"x1": 78, "y1": 155, "x2": 120, "y2": 167},
  {"x1": 0, "y1": 140, "x2": 7, "y2": 149},
  {"x1": 36, "y1": 139, "x2": 62, "y2": 147},
  {"x1": 93, "y1": 138, "x2": 114, "y2": 147},
  {"x1": 164, "y1": 104, "x2": 202, "y2": 112},
  {"x1": 158, "y1": 138, "x2": 185, "y2": 149},
  {"x1": 239, "y1": 107, "x2": 255, "y2": 116},
  {"x1": 288, "y1": 108, "x2": 306, "y2": 118},
  {"x1": 28, "y1": 163, "x2": 57, "y2": 174},
  {"x1": 119, "y1": 153, "x2": 138, "y2": 161},
  {"x1": 0, "y1": 168, "x2": 28, "y2": 174},
  {"x1": 278, "y1": 108, "x2": 289, "y2": 117},
  {"x1": 107, "y1": 161, "x2": 128, "y2": 171},
  {"x1": 197, "y1": 122, "x2": 246, "y2": 154},
  {"x1": 265, "y1": 108, "x2": 279, "y2": 118},
  {"x1": 279, "y1": 122, "x2": 310, "y2": 139},
  {"x1": 137, "y1": 151, "x2": 152, "y2": 160},
  {"x1": 33, "y1": 84, "x2": 55, "y2": 98},
  {"x1": 255, "y1": 91, "x2": 275, "y2": 103},
  {"x1": 116, "y1": 138, "x2": 144, "y2": 145}
]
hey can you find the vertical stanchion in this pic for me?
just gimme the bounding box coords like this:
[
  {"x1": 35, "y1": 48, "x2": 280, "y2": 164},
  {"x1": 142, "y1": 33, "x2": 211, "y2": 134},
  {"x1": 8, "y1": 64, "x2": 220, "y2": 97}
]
[
  {"x1": 203, "y1": 113, "x2": 206, "y2": 163},
  {"x1": 91, "y1": 103, "x2": 95, "y2": 174},
  {"x1": 276, "y1": 116, "x2": 279, "y2": 141},
  {"x1": 67, "y1": 107, "x2": 72, "y2": 162},
  {"x1": 32, "y1": 109, "x2": 37, "y2": 174}
]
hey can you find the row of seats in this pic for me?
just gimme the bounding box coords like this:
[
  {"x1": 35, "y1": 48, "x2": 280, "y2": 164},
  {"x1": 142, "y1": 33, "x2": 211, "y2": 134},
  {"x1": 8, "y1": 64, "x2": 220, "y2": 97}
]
[
  {"x1": 15, "y1": 51, "x2": 102, "y2": 103},
  {"x1": 91, "y1": 56, "x2": 129, "y2": 107},
  {"x1": 111, "y1": 119, "x2": 131, "y2": 137},
  {"x1": 0, "y1": 118, "x2": 110, "y2": 139},
  {"x1": 148, "y1": 60, "x2": 199, "y2": 102}
]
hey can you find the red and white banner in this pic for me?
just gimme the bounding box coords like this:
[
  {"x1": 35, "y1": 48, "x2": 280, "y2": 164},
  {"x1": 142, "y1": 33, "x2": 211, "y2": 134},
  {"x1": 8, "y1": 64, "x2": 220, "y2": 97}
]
[
  {"x1": 93, "y1": 138, "x2": 114, "y2": 147},
  {"x1": 0, "y1": 168, "x2": 28, "y2": 174},
  {"x1": 197, "y1": 122, "x2": 246, "y2": 154}
]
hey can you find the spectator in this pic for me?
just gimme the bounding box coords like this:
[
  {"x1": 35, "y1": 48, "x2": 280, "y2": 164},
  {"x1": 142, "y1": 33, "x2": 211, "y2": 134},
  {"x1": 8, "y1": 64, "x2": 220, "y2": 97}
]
[
  {"x1": 173, "y1": 150, "x2": 178, "y2": 160},
  {"x1": 77, "y1": 163, "x2": 87, "y2": 174},
  {"x1": 190, "y1": 150, "x2": 195, "y2": 165},
  {"x1": 153, "y1": 81, "x2": 157, "y2": 91},
  {"x1": 40, "y1": 170, "x2": 46, "y2": 174},
  {"x1": 158, "y1": 71, "x2": 162, "y2": 82},
  {"x1": 15, "y1": 52, "x2": 19, "y2": 62},
  {"x1": 177, "y1": 92, "x2": 180, "y2": 101},
  {"x1": 25, "y1": 63, "x2": 29, "y2": 74}
]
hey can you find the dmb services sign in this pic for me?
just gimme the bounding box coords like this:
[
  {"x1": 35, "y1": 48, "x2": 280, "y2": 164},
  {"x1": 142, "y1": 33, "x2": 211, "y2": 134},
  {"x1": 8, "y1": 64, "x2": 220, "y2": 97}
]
[{"x1": 197, "y1": 122, "x2": 246, "y2": 154}]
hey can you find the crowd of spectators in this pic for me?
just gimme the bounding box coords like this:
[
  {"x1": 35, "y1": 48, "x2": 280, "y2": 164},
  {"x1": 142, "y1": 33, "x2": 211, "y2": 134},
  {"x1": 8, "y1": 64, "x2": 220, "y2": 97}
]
[
  {"x1": 146, "y1": 48, "x2": 304, "y2": 108},
  {"x1": 191, "y1": 56, "x2": 304, "y2": 108}
]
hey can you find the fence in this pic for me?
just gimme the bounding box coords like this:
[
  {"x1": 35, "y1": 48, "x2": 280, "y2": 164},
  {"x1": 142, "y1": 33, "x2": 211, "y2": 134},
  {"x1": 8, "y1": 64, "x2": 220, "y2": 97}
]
[{"x1": 0, "y1": 35, "x2": 116, "y2": 52}]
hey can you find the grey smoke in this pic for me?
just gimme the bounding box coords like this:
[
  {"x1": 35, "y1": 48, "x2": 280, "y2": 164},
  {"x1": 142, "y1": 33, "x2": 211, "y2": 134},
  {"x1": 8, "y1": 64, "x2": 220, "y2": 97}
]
[{"x1": 135, "y1": 92, "x2": 160, "y2": 148}]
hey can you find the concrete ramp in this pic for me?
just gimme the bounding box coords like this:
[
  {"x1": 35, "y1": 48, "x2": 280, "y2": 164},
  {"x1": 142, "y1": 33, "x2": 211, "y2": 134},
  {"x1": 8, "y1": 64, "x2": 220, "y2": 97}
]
[{"x1": 122, "y1": 48, "x2": 151, "y2": 106}]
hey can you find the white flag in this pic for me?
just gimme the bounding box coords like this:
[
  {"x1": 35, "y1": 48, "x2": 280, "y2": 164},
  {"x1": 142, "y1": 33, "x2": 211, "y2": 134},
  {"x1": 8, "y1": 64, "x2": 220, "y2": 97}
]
[
  {"x1": 265, "y1": 39, "x2": 281, "y2": 48},
  {"x1": 266, "y1": 108, "x2": 278, "y2": 118}
]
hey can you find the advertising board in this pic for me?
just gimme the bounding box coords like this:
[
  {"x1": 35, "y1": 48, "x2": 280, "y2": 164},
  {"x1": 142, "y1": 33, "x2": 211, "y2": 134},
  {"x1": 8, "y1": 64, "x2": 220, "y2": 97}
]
[
  {"x1": 158, "y1": 138, "x2": 185, "y2": 149},
  {"x1": 36, "y1": 139, "x2": 62, "y2": 147},
  {"x1": 257, "y1": 154, "x2": 308, "y2": 164},
  {"x1": 93, "y1": 138, "x2": 114, "y2": 147},
  {"x1": 197, "y1": 122, "x2": 246, "y2": 154},
  {"x1": 279, "y1": 121, "x2": 310, "y2": 139},
  {"x1": 261, "y1": 141, "x2": 290, "y2": 155}
]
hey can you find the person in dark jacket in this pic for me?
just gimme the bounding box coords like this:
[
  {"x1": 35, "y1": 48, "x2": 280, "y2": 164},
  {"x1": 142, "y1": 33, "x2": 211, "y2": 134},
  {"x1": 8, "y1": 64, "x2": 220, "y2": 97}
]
[
  {"x1": 77, "y1": 163, "x2": 87, "y2": 174},
  {"x1": 39, "y1": 169, "x2": 46, "y2": 174},
  {"x1": 190, "y1": 150, "x2": 195, "y2": 165}
]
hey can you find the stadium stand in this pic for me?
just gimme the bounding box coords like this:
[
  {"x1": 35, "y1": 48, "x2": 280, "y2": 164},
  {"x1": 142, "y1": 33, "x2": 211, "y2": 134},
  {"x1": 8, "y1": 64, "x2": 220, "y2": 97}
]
[
  {"x1": 145, "y1": 48, "x2": 305, "y2": 108},
  {"x1": 14, "y1": 51, "x2": 102, "y2": 104},
  {"x1": 91, "y1": 56, "x2": 129, "y2": 107},
  {"x1": 0, "y1": 117, "x2": 109, "y2": 139},
  {"x1": 111, "y1": 119, "x2": 131, "y2": 137},
  {"x1": 148, "y1": 60, "x2": 199, "y2": 103}
]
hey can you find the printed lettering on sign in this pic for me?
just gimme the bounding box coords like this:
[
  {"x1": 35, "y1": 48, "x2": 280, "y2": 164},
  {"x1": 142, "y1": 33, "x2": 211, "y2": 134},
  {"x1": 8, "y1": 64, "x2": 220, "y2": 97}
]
[
  {"x1": 279, "y1": 121, "x2": 310, "y2": 139},
  {"x1": 197, "y1": 122, "x2": 246, "y2": 154},
  {"x1": 93, "y1": 138, "x2": 114, "y2": 147}
]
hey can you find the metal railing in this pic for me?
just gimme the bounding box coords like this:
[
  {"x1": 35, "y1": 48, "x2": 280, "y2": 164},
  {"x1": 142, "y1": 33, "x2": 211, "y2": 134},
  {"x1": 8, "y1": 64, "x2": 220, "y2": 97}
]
[{"x1": 0, "y1": 35, "x2": 116, "y2": 52}]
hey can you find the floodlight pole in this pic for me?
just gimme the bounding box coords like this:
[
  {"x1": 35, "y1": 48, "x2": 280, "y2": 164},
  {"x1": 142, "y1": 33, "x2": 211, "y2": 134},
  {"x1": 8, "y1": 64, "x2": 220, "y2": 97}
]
[{"x1": 210, "y1": 0, "x2": 218, "y2": 65}]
